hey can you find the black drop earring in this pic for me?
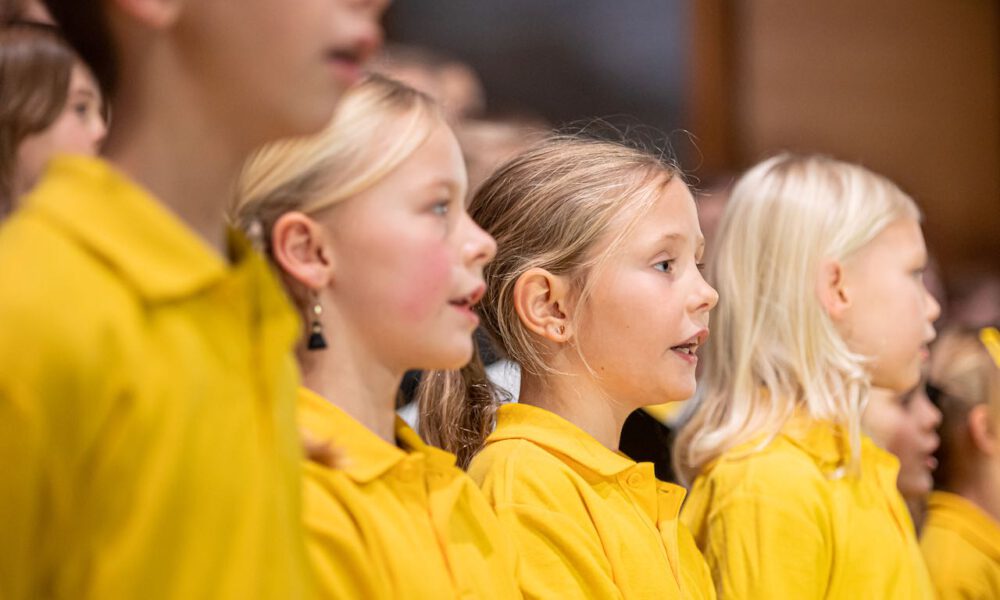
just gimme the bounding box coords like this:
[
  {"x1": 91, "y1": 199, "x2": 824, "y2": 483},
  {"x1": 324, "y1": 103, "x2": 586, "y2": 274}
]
[{"x1": 307, "y1": 298, "x2": 327, "y2": 351}]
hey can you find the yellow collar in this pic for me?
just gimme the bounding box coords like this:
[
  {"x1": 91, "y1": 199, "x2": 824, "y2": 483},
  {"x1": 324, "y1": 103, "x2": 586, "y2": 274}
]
[
  {"x1": 297, "y1": 387, "x2": 456, "y2": 483},
  {"x1": 927, "y1": 491, "x2": 1000, "y2": 563},
  {"x1": 487, "y1": 403, "x2": 639, "y2": 477},
  {"x1": 25, "y1": 156, "x2": 258, "y2": 302}
]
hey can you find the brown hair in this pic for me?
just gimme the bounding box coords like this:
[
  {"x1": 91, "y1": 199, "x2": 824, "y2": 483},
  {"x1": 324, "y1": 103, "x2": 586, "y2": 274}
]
[
  {"x1": 40, "y1": 0, "x2": 116, "y2": 96},
  {"x1": 0, "y1": 23, "x2": 75, "y2": 216},
  {"x1": 417, "y1": 134, "x2": 681, "y2": 467}
]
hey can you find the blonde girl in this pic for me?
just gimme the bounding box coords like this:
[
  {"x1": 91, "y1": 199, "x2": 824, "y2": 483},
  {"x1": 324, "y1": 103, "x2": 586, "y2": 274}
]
[
  {"x1": 232, "y1": 74, "x2": 520, "y2": 600},
  {"x1": 420, "y1": 135, "x2": 719, "y2": 599},
  {"x1": 922, "y1": 326, "x2": 1000, "y2": 599},
  {"x1": 675, "y1": 154, "x2": 940, "y2": 598}
]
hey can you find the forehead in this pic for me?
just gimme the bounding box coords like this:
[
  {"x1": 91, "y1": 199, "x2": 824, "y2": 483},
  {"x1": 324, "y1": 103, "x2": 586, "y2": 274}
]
[{"x1": 620, "y1": 177, "x2": 701, "y2": 244}]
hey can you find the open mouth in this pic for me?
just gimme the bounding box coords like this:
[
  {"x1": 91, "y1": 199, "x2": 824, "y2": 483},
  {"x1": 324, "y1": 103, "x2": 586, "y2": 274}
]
[
  {"x1": 669, "y1": 329, "x2": 709, "y2": 362},
  {"x1": 448, "y1": 285, "x2": 485, "y2": 318}
]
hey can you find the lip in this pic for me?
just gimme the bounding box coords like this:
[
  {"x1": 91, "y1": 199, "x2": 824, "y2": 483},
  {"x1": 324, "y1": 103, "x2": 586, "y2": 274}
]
[
  {"x1": 325, "y1": 53, "x2": 363, "y2": 85},
  {"x1": 669, "y1": 328, "x2": 709, "y2": 365},
  {"x1": 448, "y1": 283, "x2": 486, "y2": 326}
]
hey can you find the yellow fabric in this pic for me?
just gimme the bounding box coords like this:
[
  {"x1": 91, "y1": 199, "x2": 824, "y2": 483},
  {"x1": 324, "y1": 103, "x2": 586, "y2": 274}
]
[
  {"x1": 682, "y1": 416, "x2": 934, "y2": 599},
  {"x1": 468, "y1": 403, "x2": 716, "y2": 600},
  {"x1": 297, "y1": 387, "x2": 521, "y2": 599},
  {"x1": 0, "y1": 157, "x2": 311, "y2": 599},
  {"x1": 921, "y1": 491, "x2": 1000, "y2": 599}
]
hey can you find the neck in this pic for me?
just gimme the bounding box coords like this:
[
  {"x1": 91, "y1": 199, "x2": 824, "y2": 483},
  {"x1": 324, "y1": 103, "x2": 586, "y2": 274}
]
[
  {"x1": 102, "y1": 66, "x2": 257, "y2": 255},
  {"x1": 519, "y1": 370, "x2": 632, "y2": 451},
  {"x1": 952, "y1": 463, "x2": 1000, "y2": 525},
  {"x1": 299, "y1": 320, "x2": 401, "y2": 444}
]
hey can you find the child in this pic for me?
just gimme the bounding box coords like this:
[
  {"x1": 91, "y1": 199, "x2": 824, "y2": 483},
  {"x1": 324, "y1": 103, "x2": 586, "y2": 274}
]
[
  {"x1": 0, "y1": 1, "x2": 385, "y2": 598},
  {"x1": 674, "y1": 154, "x2": 940, "y2": 598},
  {"x1": 419, "y1": 135, "x2": 719, "y2": 598},
  {"x1": 232, "y1": 74, "x2": 520, "y2": 600},
  {"x1": 863, "y1": 382, "x2": 941, "y2": 528},
  {"x1": 922, "y1": 326, "x2": 1000, "y2": 599},
  {"x1": 1, "y1": 24, "x2": 105, "y2": 218}
]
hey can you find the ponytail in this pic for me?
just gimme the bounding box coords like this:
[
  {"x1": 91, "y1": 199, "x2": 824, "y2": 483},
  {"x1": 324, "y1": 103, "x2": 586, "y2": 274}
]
[{"x1": 417, "y1": 345, "x2": 499, "y2": 468}]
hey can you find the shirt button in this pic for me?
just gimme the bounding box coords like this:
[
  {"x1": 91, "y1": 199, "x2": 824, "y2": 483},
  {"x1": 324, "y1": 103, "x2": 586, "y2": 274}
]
[{"x1": 626, "y1": 472, "x2": 645, "y2": 487}]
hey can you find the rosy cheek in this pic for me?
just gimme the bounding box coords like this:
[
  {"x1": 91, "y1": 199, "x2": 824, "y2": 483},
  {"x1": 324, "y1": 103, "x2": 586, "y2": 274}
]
[{"x1": 395, "y1": 243, "x2": 453, "y2": 322}]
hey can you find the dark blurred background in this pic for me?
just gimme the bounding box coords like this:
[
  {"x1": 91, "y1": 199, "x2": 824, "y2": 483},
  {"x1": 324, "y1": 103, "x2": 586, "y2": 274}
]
[{"x1": 385, "y1": 0, "x2": 999, "y2": 297}]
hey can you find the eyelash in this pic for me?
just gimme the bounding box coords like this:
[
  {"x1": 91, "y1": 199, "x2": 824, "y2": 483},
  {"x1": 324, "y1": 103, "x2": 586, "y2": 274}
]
[{"x1": 654, "y1": 260, "x2": 675, "y2": 274}]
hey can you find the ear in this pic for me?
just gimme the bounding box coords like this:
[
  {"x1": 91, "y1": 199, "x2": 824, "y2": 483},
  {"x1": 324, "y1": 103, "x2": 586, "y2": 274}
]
[
  {"x1": 512, "y1": 268, "x2": 573, "y2": 343},
  {"x1": 271, "y1": 212, "x2": 334, "y2": 291},
  {"x1": 817, "y1": 258, "x2": 851, "y2": 320},
  {"x1": 109, "y1": 0, "x2": 183, "y2": 29},
  {"x1": 968, "y1": 404, "x2": 999, "y2": 457}
]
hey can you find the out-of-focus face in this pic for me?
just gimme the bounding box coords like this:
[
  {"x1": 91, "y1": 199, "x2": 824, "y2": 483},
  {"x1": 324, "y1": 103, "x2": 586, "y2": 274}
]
[
  {"x1": 573, "y1": 177, "x2": 719, "y2": 409},
  {"x1": 864, "y1": 385, "x2": 942, "y2": 501},
  {"x1": 175, "y1": 0, "x2": 388, "y2": 144},
  {"x1": 320, "y1": 119, "x2": 496, "y2": 372},
  {"x1": 16, "y1": 63, "x2": 105, "y2": 193},
  {"x1": 838, "y1": 218, "x2": 941, "y2": 393}
]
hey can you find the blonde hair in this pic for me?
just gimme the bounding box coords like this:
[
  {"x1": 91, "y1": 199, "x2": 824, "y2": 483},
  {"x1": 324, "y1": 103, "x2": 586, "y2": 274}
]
[
  {"x1": 929, "y1": 327, "x2": 1000, "y2": 489},
  {"x1": 231, "y1": 74, "x2": 442, "y2": 300},
  {"x1": 418, "y1": 135, "x2": 681, "y2": 467},
  {"x1": 674, "y1": 154, "x2": 921, "y2": 484}
]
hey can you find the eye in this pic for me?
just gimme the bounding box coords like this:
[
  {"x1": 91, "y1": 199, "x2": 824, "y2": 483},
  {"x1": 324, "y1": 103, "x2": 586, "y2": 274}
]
[
  {"x1": 653, "y1": 259, "x2": 675, "y2": 274},
  {"x1": 430, "y1": 200, "x2": 450, "y2": 217},
  {"x1": 73, "y1": 102, "x2": 90, "y2": 119}
]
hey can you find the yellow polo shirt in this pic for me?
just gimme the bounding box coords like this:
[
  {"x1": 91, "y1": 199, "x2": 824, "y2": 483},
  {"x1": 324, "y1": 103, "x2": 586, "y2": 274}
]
[
  {"x1": 468, "y1": 403, "x2": 715, "y2": 599},
  {"x1": 0, "y1": 157, "x2": 311, "y2": 599},
  {"x1": 921, "y1": 491, "x2": 1000, "y2": 599},
  {"x1": 297, "y1": 387, "x2": 521, "y2": 599},
  {"x1": 682, "y1": 417, "x2": 934, "y2": 599}
]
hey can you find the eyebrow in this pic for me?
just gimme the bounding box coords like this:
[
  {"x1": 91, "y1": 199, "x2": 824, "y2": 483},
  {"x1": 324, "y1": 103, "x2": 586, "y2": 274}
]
[{"x1": 70, "y1": 88, "x2": 96, "y2": 100}]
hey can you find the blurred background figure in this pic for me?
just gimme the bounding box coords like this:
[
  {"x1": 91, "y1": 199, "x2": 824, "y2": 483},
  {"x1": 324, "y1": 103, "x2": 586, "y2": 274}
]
[
  {"x1": 863, "y1": 382, "x2": 942, "y2": 529},
  {"x1": 921, "y1": 327, "x2": 1000, "y2": 599},
  {"x1": 1, "y1": 0, "x2": 54, "y2": 26},
  {"x1": 372, "y1": 44, "x2": 487, "y2": 121},
  {"x1": 0, "y1": 23, "x2": 106, "y2": 219}
]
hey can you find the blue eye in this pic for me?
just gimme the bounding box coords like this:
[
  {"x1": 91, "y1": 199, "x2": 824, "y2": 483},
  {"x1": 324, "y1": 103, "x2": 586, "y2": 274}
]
[
  {"x1": 654, "y1": 260, "x2": 675, "y2": 274},
  {"x1": 431, "y1": 201, "x2": 450, "y2": 217}
]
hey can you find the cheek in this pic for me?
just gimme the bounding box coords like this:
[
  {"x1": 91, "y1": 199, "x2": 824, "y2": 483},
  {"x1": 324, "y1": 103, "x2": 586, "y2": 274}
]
[{"x1": 391, "y1": 239, "x2": 454, "y2": 322}]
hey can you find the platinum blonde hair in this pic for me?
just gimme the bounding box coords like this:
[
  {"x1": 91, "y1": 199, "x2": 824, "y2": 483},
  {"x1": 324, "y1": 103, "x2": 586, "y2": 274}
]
[{"x1": 674, "y1": 154, "x2": 920, "y2": 483}]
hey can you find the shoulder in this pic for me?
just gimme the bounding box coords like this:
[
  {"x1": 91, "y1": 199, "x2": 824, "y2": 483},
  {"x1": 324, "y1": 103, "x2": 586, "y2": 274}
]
[
  {"x1": 468, "y1": 438, "x2": 587, "y2": 508},
  {"x1": 686, "y1": 435, "x2": 835, "y2": 532}
]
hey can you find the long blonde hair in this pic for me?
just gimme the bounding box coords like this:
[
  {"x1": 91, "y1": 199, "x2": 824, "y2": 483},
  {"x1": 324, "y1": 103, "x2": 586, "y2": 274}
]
[
  {"x1": 231, "y1": 74, "x2": 442, "y2": 300},
  {"x1": 674, "y1": 154, "x2": 920, "y2": 484},
  {"x1": 418, "y1": 135, "x2": 681, "y2": 467}
]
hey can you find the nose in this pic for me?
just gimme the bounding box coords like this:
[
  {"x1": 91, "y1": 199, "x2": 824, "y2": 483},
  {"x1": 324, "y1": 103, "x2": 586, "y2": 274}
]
[
  {"x1": 924, "y1": 285, "x2": 942, "y2": 325},
  {"x1": 914, "y1": 391, "x2": 943, "y2": 430},
  {"x1": 462, "y1": 213, "x2": 496, "y2": 269},
  {"x1": 692, "y1": 268, "x2": 719, "y2": 314},
  {"x1": 351, "y1": 14, "x2": 384, "y2": 64}
]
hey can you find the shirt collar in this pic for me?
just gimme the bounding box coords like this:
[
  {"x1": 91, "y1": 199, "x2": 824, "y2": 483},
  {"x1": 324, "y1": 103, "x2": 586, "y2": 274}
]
[
  {"x1": 927, "y1": 491, "x2": 1000, "y2": 563},
  {"x1": 297, "y1": 387, "x2": 455, "y2": 484},
  {"x1": 487, "y1": 403, "x2": 637, "y2": 477},
  {"x1": 25, "y1": 156, "x2": 242, "y2": 301}
]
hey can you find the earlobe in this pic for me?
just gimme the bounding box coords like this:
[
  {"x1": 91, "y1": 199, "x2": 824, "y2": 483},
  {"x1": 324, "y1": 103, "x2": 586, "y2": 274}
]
[
  {"x1": 109, "y1": 0, "x2": 183, "y2": 29},
  {"x1": 968, "y1": 404, "x2": 999, "y2": 457},
  {"x1": 512, "y1": 268, "x2": 572, "y2": 343},
  {"x1": 817, "y1": 258, "x2": 851, "y2": 320},
  {"x1": 271, "y1": 212, "x2": 333, "y2": 291}
]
